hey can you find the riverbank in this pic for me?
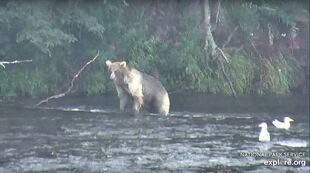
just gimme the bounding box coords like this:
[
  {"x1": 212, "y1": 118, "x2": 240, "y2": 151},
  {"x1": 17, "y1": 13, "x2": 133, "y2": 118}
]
[{"x1": 1, "y1": 94, "x2": 308, "y2": 115}]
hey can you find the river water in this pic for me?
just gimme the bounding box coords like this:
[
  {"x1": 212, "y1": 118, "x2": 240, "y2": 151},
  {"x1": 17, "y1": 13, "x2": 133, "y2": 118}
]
[{"x1": 0, "y1": 95, "x2": 309, "y2": 173}]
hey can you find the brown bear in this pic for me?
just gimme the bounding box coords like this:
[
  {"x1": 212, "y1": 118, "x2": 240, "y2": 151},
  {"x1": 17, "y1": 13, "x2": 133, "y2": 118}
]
[{"x1": 106, "y1": 60, "x2": 170, "y2": 116}]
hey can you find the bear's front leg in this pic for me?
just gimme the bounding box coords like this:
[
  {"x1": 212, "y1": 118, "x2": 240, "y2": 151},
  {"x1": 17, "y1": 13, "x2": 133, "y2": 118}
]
[
  {"x1": 119, "y1": 95, "x2": 130, "y2": 112},
  {"x1": 116, "y1": 86, "x2": 130, "y2": 112},
  {"x1": 133, "y1": 96, "x2": 143, "y2": 114}
]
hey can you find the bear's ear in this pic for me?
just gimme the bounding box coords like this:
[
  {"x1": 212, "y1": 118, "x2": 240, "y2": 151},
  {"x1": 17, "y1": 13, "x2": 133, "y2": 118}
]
[
  {"x1": 120, "y1": 61, "x2": 127, "y2": 67},
  {"x1": 105, "y1": 60, "x2": 112, "y2": 67}
]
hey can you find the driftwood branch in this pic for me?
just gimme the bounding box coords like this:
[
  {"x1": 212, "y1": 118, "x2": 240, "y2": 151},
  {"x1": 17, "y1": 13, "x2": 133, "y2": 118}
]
[
  {"x1": 0, "y1": 59, "x2": 32, "y2": 68},
  {"x1": 36, "y1": 50, "x2": 100, "y2": 107}
]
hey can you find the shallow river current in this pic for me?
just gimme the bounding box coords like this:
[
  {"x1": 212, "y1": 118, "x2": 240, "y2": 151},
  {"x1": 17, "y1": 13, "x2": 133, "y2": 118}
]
[{"x1": 0, "y1": 95, "x2": 309, "y2": 172}]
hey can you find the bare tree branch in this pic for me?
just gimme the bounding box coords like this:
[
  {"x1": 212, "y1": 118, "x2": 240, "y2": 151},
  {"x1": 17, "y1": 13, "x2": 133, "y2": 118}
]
[
  {"x1": 250, "y1": 39, "x2": 263, "y2": 58},
  {"x1": 233, "y1": 44, "x2": 244, "y2": 55},
  {"x1": 216, "y1": 47, "x2": 229, "y2": 63},
  {"x1": 0, "y1": 60, "x2": 32, "y2": 68},
  {"x1": 222, "y1": 26, "x2": 239, "y2": 48},
  {"x1": 216, "y1": 47, "x2": 237, "y2": 97},
  {"x1": 215, "y1": 0, "x2": 221, "y2": 27},
  {"x1": 36, "y1": 50, "x2": 100, "y2": 107}
]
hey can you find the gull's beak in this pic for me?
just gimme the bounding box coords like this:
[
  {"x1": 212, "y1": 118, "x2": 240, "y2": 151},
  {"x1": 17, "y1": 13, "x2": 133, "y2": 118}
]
[{"x1": 288, "y1": 117, "x2": 294, "y2": 122}]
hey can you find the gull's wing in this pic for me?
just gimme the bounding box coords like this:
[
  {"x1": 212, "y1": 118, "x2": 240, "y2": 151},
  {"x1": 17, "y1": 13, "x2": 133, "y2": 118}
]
[{"x1": 272, "y1": 119, "x2": 284, "y2": 128}]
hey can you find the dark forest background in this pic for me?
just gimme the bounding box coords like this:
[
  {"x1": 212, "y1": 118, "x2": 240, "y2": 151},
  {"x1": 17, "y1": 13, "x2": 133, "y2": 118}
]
[{"x1": 0, "y1": 0, "x2": 309, "y2": 99}]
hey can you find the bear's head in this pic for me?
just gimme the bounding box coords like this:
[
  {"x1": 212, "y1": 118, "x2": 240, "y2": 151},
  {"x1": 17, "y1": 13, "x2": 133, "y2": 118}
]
[{"x1": 105, "y1": 60, "x2": 129, "y2": 83}]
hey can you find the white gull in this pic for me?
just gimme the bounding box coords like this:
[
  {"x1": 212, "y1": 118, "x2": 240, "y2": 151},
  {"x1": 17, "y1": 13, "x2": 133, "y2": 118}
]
[
  {"x1": 258, "y1": 122, "x2": 270, "y2": 142},
  {"x1": 272, "y1": 117, "x2": 294, "y2": 130}
]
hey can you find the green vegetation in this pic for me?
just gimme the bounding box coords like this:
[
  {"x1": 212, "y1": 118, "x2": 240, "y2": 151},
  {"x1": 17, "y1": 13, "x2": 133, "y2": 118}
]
[{"x1": 0, "y1": 0, "x2": 308, "y2": 99}]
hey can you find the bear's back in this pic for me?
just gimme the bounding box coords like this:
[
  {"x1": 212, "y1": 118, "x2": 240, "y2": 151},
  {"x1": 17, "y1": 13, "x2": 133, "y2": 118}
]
[
  {"x1": 139, "y1": 70, "x2": 170, "y2": 115},
  {"x1": 140, "y1": 72, "x2": 167, "y2": 96}
]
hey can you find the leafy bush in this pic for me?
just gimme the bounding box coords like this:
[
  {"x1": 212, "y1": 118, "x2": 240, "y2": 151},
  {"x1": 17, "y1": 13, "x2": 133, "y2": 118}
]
[{"x1": 0, "y1": 0, "x2": 308, "y2": 99}]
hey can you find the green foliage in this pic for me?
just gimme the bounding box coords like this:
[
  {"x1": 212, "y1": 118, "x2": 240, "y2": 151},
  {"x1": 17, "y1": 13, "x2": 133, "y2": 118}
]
[
  {"x1": 227, "y1": 53, "x2": 257, "y2": 95},
  {"x1": 0, "y1": 0, "x2": 308, "y2": 99},
  {"x1": 226, "y1": 0, "x2": 308, "y2": 41},
  {"x1": 158, "y1": 14, "x2": 208, "y2": 92},
  {"x1": 228, "y1": 2, "x2": 260, "y2": 35},
  {"x1": 2, "y1": 2, "x2": 77, "y2": 56},
  {"x1": 258, "y1": 55, "x2": 301, "y2": 95},
  {"x1": 78, "y1": 69, "x2": 108, "y2": 95},
  {"x1": 0, "y1": 68, "x2": 48, "y2": 98}
]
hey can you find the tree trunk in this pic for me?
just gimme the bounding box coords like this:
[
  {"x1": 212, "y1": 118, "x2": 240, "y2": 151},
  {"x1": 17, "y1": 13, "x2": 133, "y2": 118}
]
[
  {"x1": 201, "y1": 0, "x2": 217, "y2": 59},
  {"x1": 201, "y1": 0, "x2": 237, "y2": 97}
]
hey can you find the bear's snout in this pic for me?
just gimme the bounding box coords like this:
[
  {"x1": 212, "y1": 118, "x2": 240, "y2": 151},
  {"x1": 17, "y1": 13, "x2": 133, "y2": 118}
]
[{"x1": 110, "y1": 72, "x2": 116, "y2": 80}]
